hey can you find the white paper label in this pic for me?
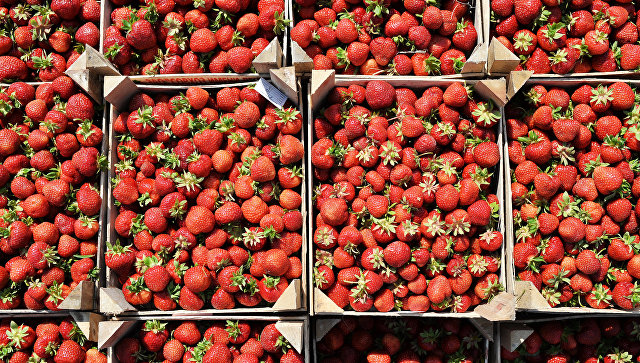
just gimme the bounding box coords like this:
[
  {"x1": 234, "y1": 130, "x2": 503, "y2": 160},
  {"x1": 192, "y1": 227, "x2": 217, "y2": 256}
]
[{"x1": 254, "y1": 78, "x2": 287, "y2": 108}]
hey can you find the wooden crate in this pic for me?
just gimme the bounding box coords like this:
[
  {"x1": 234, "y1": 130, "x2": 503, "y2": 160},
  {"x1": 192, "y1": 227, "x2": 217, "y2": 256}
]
[
  {"x1": 98, "y1": 315, "x2": 310, "y2": 363},
  {"x1": 305, "y1": 71, "x2": 515, "y2": 321},
  {"x1": 100, "y1": 72, "x2": 307, "y2": 316}
]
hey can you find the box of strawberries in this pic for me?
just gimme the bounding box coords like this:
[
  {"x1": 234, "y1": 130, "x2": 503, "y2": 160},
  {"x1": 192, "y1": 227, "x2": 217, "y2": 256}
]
[
  {"x1": 99, "y1": 0, "x2": 289, "y2": 77},
  {"x1": 490, "y1": 0, "x2": 640, "y2": 78},
  {"x1": 0, "y1": 75, "x2": 108, "y2": 313},
  {"x1": 289, "y1": 0, "x2": 488, "y2": 77},
  {"x1": 505, "y1": 78, "x2": 640, "y2": 313},
  {"x1": 307, "y1": 74, "x2": 515, "y2": 319},
  {"x1": 99, "y1": 316, "x2": 308, "y2": 363},
  {"x1": 101, "y1": 74, "x2": 307, "y2": 316}
]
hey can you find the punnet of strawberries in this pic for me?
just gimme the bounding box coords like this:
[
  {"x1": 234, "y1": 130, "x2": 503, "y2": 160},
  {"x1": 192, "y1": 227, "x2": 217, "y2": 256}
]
[
  {"x1": 0, "y1": 317, "x2": 105, "y2": 363},
  {"x1": 0, "y1": 76, "x2": 104, "y2": 311},
  {"x1": 317, "y1": 317, "x2": 486, "y2": 362},
  {"x1": 103, "y1": 0, "x2": 289, "y2": 75},
  {"x1": 108, "y1": 84, "x2": 305, "y2": 311},
  {"x1": 311, "y1": 80, "x2": 505, "y2": 313},
  {"x1": 508, "y1": 81, "x2": 640, "y2": 310},
  {"x1": 491, "y1": 0, "x2": 640, "y2": 74},
  {"x1": 501, "y1": 317, "x2": 640, "y2": 362},
  {"x1": 113, "y1": 319, "x2": 303, "y2": 363},
  {"x1": 0, "y1": 0, "x2": 101, "y2": 82},
  {"x1": 292, "y1": 0, "x2": 479, "y2": 75}
]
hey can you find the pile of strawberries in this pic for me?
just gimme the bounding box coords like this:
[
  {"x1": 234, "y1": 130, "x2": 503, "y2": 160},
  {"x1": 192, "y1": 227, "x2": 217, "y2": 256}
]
[
  {"x1": 491, "y1": 0, "x2": 640, "y2": 74},
  {"x1": 502, "y1": 317, "x2": 640, "y2": 362},
  {"x1": 0, "y1": 317, "x2": 105, "y2": 362},
  {"x1": 0, "y1": 0, "x2": 101, "y2": 82},
  {"x1": 103, "y1": 0, "x2": 288, "y2": 75},
  {"x1": 312, "y1": 80, "x2": 504, "y2": 313},
  {"x1": 317, "y1": 317, "x2": 485, "y2": 362},
  {"x1": 0, "y1": 76, "x2": 103, "y2": 310},
  {"x1": 509, "y1": 82, "x2": 640, "y2": 309},
  {"x1": 114, "y1": 319, "x2": 303, "y2": 363},
  {"x1": 292, "y1": 0, "x2": 478, "y2": 75},
  {"x1": 108, "y1": 85, "x2": 304, "y2": 311}
]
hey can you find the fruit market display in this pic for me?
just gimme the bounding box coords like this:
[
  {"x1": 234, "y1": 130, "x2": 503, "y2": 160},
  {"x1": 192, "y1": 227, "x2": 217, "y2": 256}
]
[
  {"x1": 103, "y1": 0, "x2": 288, "y2": 75},
  {"x1": 316, "y1": 317, "x2": 486, "y2": 362},
  {"x1": 108, "y1": 85, "x2": 305, "y2": 311},
  {"x1": 490, "y1": 0, "x2": 640, "y2": 74},
  {"x1": 0, "y1": 0, "x2": 101, "y2": 82},
  {"x1": 311, "y1": 80, "x2": 504, "y2": 313},
  {"x1": 291, "y1": 0, "x2": 479, "y2": 75},
  {"x1": 0, "y1": 76, "x2": 103, "y2": 310},
  {"x1": 508, "y1": 81, "x2": 640, "y2": 310},
  {"x1": 0, "y1": 317, "x2": 106, "y2": 362},
  {"x1": 113, "y1": 319, "x2": 303, "y2": 363},
  {"x1": 501, "y1": 317, "x2": 640, "y2": 362}
]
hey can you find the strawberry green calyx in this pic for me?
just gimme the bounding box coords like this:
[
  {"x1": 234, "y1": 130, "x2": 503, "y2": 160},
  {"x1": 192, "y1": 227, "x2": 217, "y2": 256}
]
[
  {"x1": 171, "y1": 95, "x2": 191, "y2": 115},
  {"x1": 272, "y1": 11, "x2": 290, "y2": 35},
  {"x1": 30, "y1": 15, "x2": 53, "y2": 41},
  {"x1": 591, "y1": 84, "x2": 614, "y2": 106},
  {"x1": 472, "y1": 101, "x2": 500, "y2": 128},
  {"x1": 126, "y1": 275, "x2": 149, "y2": 294},
  {"x1": 242, "y1": 227, "x2": 265, "y2": 248},
  {"x1": 134, "y1": 105, "x2": 156, "y2": 126},
  {"x1": 423, "y1": 55, "x2": 441, "y2": 75},
  {"x1": 605, "y1": 349, "x2": 633, "y2": 363},
  {"x1": 175, "y1": 171, "x2": 203, "y2": 192},
  {"x1": 313, "y1": 267, "x2": 329, "y2": 288},
  {"x1": 262, "y1": 275, "x2": 280, "y2": 289},
  {"x1": 189, "y1": 339, "x2": 213, "y2": 363},
  {"x1": 6, "y1": 322, "x2": 29, "y2": 349},
  {"x1": 275, "y1": 334, "x2": 292, "y2": 354},
  {"x1": 143, "y1": 320, "x2": 167, "y2": 334},
  {"x1": 32, "y1": 53, "x2": 54, "y2": 70},
  {"x1": 513, "y1": 31, "x2": 534, "y2": 52},
  {"x1": 335, "y1": 47, "x2": 350, "y2": 67}
]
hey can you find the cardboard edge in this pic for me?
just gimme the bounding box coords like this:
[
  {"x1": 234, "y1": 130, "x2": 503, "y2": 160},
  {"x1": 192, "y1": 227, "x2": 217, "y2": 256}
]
[
  {"x1": 253, "y1": 38, "x2": 283, "y2": 74},
  {"x1": 98, "y1": 320, "x2": 138, "y2": 350},
  {"x1": 70, "y1": 312, "x2": 105, "y2": 342},
  {"x1": 313, "y1": 288, "x2": 344, "y2": 314},
  {"x1": 291, "y1": 40, "x2": 314, "y2": 74},
  {"x1": 469, "y1": 318, "x2": 494, "y2": 341},
  {"x1": 104, "y1": 76, "x2": 138, "y2": 111},
  {"x1": 488, "y1": 37, "x2": 521, "y2": 75},
  {"x1": 272, "y1": 278, "x2": 302, "y2": 310},
  {"x1": 275, "y1": 321, "x2": 304, "y2": 354},
  {"x1": 269, "y1": 67, "x2": 298, "y2": 105},
  {"x1": 462, "y1": 41, "x2": 488, "y2": 75},
  {"x1": 314, "y1": 318, "x2": 341, "y2": 341},
  {"x1": 58, "y1": 280, "x2": 94, "y2": 310},
  {"x1": 506, "y1": 71, "x2": 533, "y2": 101},
  {"x1": 499, "y1": 323, "x2": 534, "y2": 352},
  {"x1": 475, "y1": 78, "x2": 508, "y2": 107},
  {"x1": 472, "y1": 292, "x2": 516, "y2": 322},
  {"x1": 99, "y1": 287, "x2": 137, "y2": 315},
  {"x1": 514, "y1": 280, "x2": 553, "y2": 310},
  {"x1": 310, "y1": 70, "x2": 335, "y2": 112}
]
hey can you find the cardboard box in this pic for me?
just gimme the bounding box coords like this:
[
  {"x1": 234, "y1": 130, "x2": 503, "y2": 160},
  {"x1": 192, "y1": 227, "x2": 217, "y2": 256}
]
[
  {"x1": 99, "y1": 0, "x2": 288, "y2": 79},
  {"x1": 504, "y1": 78, "x2": 640, "y2": 314},
  {"x1": 290, "y1": 1, "x2": 488, "y2": 77},
  {"x1": 306, "y1": 71, "x2": 515, "y2": 321},
  {"x1": 313, "y1": 316, "x2": 492, "y2": 363},
  {"x1": 0, "y1": 79, "x2": 108, "y2": 313},
  {"x1": 100, "y1": 71, "x2": 307, "y2": 316},
  {"x1": 487, "y1": 36, "x2": 640, "y2": 78},
  {"x1": 496, "y1": 315, "x2": 640, "y2": 360},
  {"x1": 98, "y1": 315, "x2": 309, "y2": 363},
  {"x1": 0, "y1": 312, "x2": 105, "y2": 343}
]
